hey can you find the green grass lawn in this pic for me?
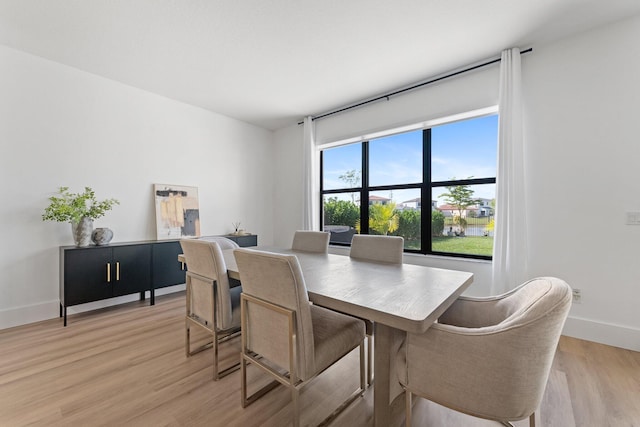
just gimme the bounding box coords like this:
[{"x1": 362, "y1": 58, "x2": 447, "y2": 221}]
[
  {"x1": 405, "y1": 236, "x2": 493, "y2": 257},
  {"x1": 433, "y1": 236, "x2": 493, "y2": 256}
]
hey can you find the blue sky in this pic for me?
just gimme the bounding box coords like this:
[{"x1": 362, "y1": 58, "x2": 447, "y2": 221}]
[{"x1": 323, "y1": 114, "x2": 497, "y2": 203}]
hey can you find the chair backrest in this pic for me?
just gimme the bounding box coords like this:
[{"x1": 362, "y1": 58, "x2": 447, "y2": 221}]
[
  {"x1": 180, "y1": 239, "x2": 235, "y2": 329},
  {"x1": 349, "y1": 234, "x2": 404, "y2": 264},
  {"x1": 291, "y1": 230, "x2": 330, "y2": 253},
  {"x1": 234, "y1": 248, "x2": 315, "y2": 380},
  {"x1": 197, "y1": 236, "x2": 240, "y2": 250}
]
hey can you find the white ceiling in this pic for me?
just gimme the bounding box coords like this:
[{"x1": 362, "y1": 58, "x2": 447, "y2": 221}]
[{"x1": 1, "y1": 0, "x2": 640, "y2": 131}]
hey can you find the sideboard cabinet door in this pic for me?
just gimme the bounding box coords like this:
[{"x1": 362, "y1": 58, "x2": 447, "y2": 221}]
[
  {"x1": 111, "y1": 245, "x2": 152, "y2": 297},
  {"x1": 152, "y1": 241, "x2": 186, "y2": 289}
]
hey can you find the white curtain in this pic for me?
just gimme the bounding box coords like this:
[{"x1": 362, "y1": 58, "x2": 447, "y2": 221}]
[
  {"x1": 491, "y1": 47, "x2": 529, "y2": 294},
  {"x1": 302, "y1": 116, "x2": 319, "y2": 230}
]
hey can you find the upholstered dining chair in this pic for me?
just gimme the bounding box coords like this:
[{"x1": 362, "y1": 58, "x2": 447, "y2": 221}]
[
  {"x1": 349, "y1": 234, "x2": 404, "y2": 385},
  {"x1": 291, "y1": 230, "x2": 330, "y2": 253},
  {"x1": 234, "y1": 248, "x2": 366, "y2": 427},
  {"x1": 396, "y1": 277, "x2": 572, "y2": 427},
  {"x1": 180, "y1": 239, "x2": 242, "y2": 380},
  {"x1": 198, "y1": 235, "x2": 240, "y2": 249},
  {"x1": 349, "y1": 234, "x2": 404, "y2": 264}
]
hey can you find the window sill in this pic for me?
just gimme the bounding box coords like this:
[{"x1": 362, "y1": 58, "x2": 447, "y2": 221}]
[
  {"x1": 404, "y1": 252, "x2": 492, "y2": 265},
  {"x1": 329, "y1": 245, "x2": 492, "y2": 265}
]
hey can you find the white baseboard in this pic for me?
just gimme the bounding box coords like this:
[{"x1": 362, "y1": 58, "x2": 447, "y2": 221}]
[
  {"x1": 0, "y1": 300, "x2": 60, "y2": 330},
  {"x1": 562, "y1": 315, "x2": 640, "y2": 352},
  {"x1": 0, "y1": 284, "x2": 186, "y2": 330}
]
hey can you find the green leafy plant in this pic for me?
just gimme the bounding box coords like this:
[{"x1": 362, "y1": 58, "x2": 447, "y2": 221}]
[
  {"x1": 323, "y1": 197, "x2": 359, "y2": 228},
  {"x1": 431, "y1": 210, "x2": 445, "y2": 237},
  {"x1": 368, "y1": 202, "x2": 399, "y2": 235},
  {"x1": 393, "y1": 209, "x2": 421, "y2": 240},
  {"x1": 42, "y1": 187, "x2": 119, "y2": 223}
]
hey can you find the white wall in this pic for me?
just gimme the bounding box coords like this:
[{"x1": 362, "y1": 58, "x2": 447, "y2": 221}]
[
  {"x1": 273, "y1": 15, "x2": 640, "y2": 351},
  {"x1": 0, "y1": 45, "x2": 275, "y2": 328},
  {"x1": 522, "y1": 15, "x2": 640, "y2": 351}
]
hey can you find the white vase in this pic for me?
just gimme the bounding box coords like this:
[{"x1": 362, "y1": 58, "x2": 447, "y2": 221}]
[{"x1": 71, "y1": 217, "x2": 93, "y2": 247}]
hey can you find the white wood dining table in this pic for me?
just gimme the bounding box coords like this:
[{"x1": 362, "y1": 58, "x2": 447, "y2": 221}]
[{"x1": 219, "y1": 247, "x2": 474, "y2": 427}]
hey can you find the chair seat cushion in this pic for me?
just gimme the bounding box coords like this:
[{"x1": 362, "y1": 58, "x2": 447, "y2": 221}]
[{"x1": 311, "y1": 305, "x2": 365, "y2": 376}]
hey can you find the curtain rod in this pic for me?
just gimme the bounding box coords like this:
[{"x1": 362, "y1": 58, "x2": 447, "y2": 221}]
[{"x1": 298, "y1": 47, "x2": 532, "y2": 125}]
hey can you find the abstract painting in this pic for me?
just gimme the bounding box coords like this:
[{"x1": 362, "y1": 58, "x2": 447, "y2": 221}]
[{"x1": 153, "y1": 184, "x2": 200, "y2": 239}]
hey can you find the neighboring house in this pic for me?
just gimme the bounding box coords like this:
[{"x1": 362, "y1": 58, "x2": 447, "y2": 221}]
[
  {"x1": 438, "y1": 204, "x2": 478, "y2": 218},
  {"x1": 438, "y1": 199, "x2": 494, "y2": 218},
  {"x1": 391, "y1": 197, "x2": 492, "y2": 216},
  {"x1": 398, "y1": 197, "x2": 422, "y2": 210},
  {"x1": 368, "y1": 195, "x2": 391, "y2": 205},
  {"x1": 476, "y1": 199, "x2": 494, "y2": 217}
]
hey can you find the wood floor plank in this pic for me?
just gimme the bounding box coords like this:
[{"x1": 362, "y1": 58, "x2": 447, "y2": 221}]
[
  {"x1": 1, "y1": 292, "x2": 638, "y2": 426},
  {"x1": 538, "y1": 369, "x2": 576, "y2": 426}
]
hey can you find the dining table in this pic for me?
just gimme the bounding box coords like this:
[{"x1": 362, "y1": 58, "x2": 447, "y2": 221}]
[{"x1": 179, "y1": 246, "x2": 473, "y2": 426}]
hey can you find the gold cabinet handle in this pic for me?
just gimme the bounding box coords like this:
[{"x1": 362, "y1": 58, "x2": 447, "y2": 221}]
[
  {"x1": 107, "y1": 262, "x2": 111, "y2": 283},
  {"x1": 116, "y1": 262, "x2": 120, "y2": 281}
]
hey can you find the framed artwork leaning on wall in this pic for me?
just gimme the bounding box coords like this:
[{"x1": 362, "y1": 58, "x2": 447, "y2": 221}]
[{"x1": 154, "y1": 184, "x2": 200, "y2": 240}]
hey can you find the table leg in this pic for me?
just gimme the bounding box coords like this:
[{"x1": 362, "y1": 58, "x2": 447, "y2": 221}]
[{"x1": 373, "y1": 323, "x2": 406, "y2": 427}]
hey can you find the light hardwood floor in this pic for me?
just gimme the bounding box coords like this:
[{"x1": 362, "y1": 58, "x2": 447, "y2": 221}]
[{"x1": 1, "y1": 293, "x2": 638, "y2": 427}]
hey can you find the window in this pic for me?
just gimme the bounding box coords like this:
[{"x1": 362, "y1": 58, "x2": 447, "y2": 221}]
[{"x1": 320, "y1": 113, "x2": 497, "y2": 259}]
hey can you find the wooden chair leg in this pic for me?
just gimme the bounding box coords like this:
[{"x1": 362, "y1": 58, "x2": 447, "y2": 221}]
[{"x1": 530, "y1": 412, "x2": 536, "y2": 427}]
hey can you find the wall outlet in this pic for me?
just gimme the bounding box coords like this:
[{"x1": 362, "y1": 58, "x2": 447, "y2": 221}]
[
  {"x1": 572, "y1": 288, "x2": 582, "y2": 304},
  {"x1": 626, "y1": 212, "x2": 640, "y2": 225}
]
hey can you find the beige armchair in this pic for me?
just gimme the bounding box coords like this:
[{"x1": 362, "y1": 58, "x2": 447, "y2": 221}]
[
  {"x1": 291, "y1": 230, "x2": 330, "y2": 253},
  {"x1": 396, "y1": 277, "x2": 572, "y2": 427},
  {"x1": 180, "y1": 239, "x2": 242, "y2": 380},
  {"x1": 350, "y1": 234, "x2": 404, "y2": 385},
  {"x1": 234, "y1": 248, "x2": 366, "y2": 427}
]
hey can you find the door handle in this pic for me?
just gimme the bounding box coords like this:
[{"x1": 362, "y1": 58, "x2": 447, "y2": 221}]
[
  {"x1": 116, "y1": 262, "x2": 120, "y2": 281},
  {"x1": 107, "y1": 263, "x2": 111, "y2": 283}
]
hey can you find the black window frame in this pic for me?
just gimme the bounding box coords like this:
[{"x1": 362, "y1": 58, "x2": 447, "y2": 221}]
[{"x1": 320, "y1": 118, "x2": 496, "y2": 261}]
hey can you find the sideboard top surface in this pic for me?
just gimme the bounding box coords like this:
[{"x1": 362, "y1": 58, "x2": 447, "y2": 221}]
[{"x1": 59, "y1": 235, "x2": 254, "y2": 250}]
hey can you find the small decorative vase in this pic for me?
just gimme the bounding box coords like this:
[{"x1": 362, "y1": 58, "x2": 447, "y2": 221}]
[
  {"x1": 71, "y1": 217, "x2": 93, "y2": 247},
  {"x1": 91, "y1": 228, "x2": 114, "y2": 245}
]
